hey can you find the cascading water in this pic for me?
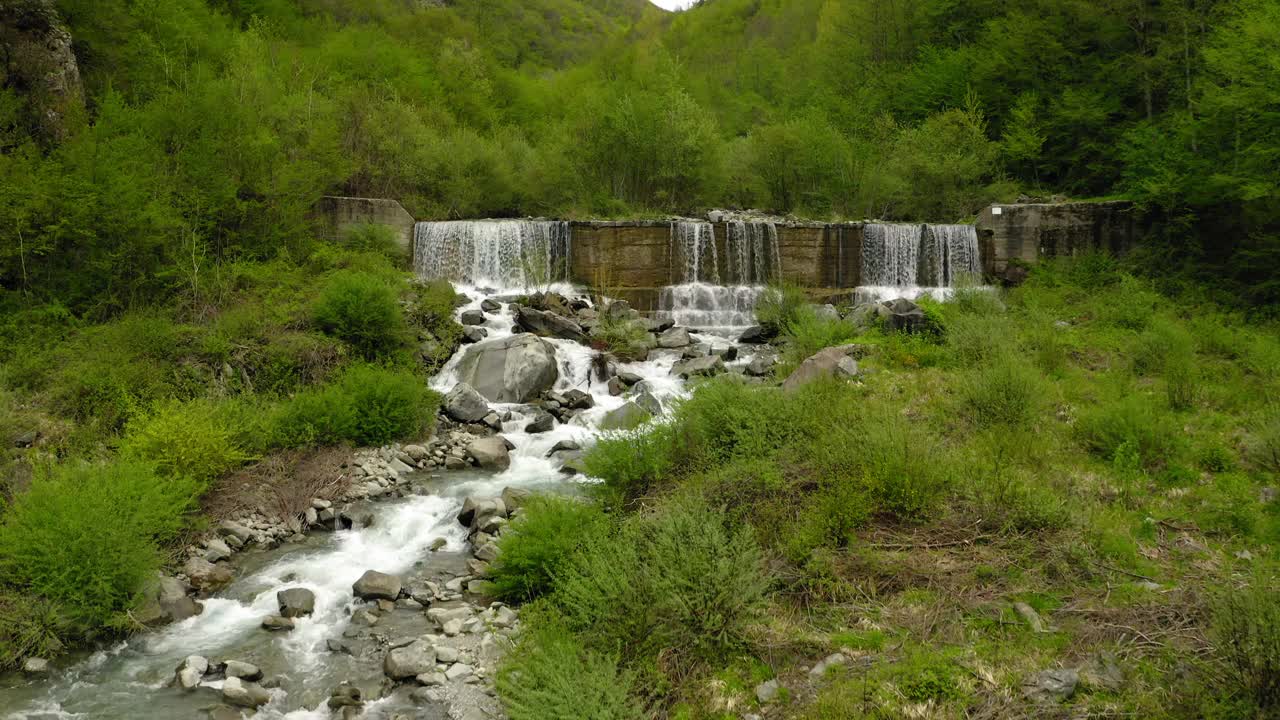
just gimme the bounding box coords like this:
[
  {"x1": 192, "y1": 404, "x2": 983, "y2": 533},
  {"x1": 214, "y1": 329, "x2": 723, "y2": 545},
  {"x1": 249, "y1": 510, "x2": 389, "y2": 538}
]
[
  {"x1": 413, "y1": 220, "x2": 571, "y2": 288},
  {"x1": 859, "y1": 222, "x2": 982, "y2": 301},
  {"x1": 661, "y1": 218, "x2": 779, "y2": 330}
]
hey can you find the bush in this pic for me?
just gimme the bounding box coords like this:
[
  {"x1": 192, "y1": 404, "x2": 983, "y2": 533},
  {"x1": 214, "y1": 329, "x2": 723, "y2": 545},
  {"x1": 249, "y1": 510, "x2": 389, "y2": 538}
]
[
  {"x1": 1211, "y1": 573, "x2": 1280, "y2": 712},
  {"x1": 1246, "y1": 413, "x2": 1280, "y2": 475},
  {"x1": 1077, "y1": 393, "x2": 1182, "y2": 469},
  {"x1": 590, "y1": 315, "x2": 653, "y2": 362},
  {"x1": 1131, "y1": 317, "x2": 1195, "y2": 375},
  {"x1": 783, "y1": 308, "x2": 859, "y2": 364},
  {"x1": 271, "y1": 365, "x2": 438, "y2": 447},
  {"x1": 1166, "y1": 354, "x2": 1198, "y2": 411},
  {"x1": 314, "y1": 271, "x2": 408, "y2": 360},
  {"x1": 342, "y1": 223, "x2": 403, "y2": 260},
  {"x1": 487, "y1": 496, "x2": 609, "y2": 602},
  {"x1": 946, "y1": 313, "x2": 1015, "y2": 367},
  {"x1": 408, "y1": 280, "x2": 464, "y2": 371},
  {"x1": 956, "y1": 354, "x2": 1046, "y2": 427},
  {"x1": 0, "y1": 593, "x2": 69, "y2": 670},
  {"x1": 497, "y1": 623, "x2": 644, "y2": 720},
  {"x1": 120, "y1": 399, "x2": 254, "y2": 486},
  {"x1": 754, "y1": 282, "x2": 808, "y2": 333},
  {"x1": 582, "y1": 424, "x2": 679, "y2": 501},
  {"x1": 0, "y1": 461, "x2": 201, "y2": 628}
]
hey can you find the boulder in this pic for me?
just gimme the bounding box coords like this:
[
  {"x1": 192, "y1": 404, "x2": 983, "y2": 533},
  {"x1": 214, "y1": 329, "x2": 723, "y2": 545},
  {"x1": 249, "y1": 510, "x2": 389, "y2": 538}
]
[
  {"x1": 353, "y1": 570, "x2": 402, "y2": 601},
  {"x1": 21, "y1": 657, "x2": 50, "y2": 676},
  {"x1": 600, "y1": 401, "x2": 652, "y2": 430},
  {"x1": 501, "y1": 486, "x2": 533, "y2": 511},
  {"x1": 461, "y1": 326, "x2": 487, "y2": 344},
  {"x1": 175, "y1": 655, "x2": 208, "y2": 690},
  {"x1": 514, "y1": 306, "x2": 588, "y2": 344},
  {"x1": 1023, "y1": 668, "x2": 1079, "y2": 704},
  {"x1": 882, "y1": 298, "x2": 927, "y2": 333},
  {"x1": 444, "y1": 383, "x2": 490, "y2": 423},
  {"x1": 711, "y1": 345, "x2": 738, "y2": 361},
  {"x1": 222, "y1": 677, "x2": 272, "y2": 708},
  {"x1": 562, "y1": 389, "x2": 594, "y2": 410},
  {"x1": 607, "y1": 376, "x2": 625, "y2": 396},
  {"x1": 672, "y1": 355, "x2": 726, "y2": 379},
  {"x1": 631, "y1": 383, "x2": 663, "y2": 416},
  {"x1": 217, "y1": 520, "x2": 254, "y2": 545},
  {"x1": 782, "y1": 345, "x2": 864, "y2": 393},
  {"x1": 745, "y1": 355, "x2": 775, "y2": 377},
  {"x1": 643, "y1": 316, "x2": 675, "y2": 333},
  {"x1": 136, "y1": 574, "x2": 202, "y2": 626},
  {"x1": 184, "y1": 557, "x2": 234, "y2": 592},
  {"x1": 657, "y1": 327, "x2": 692, "y2": 349},
  {"x1": 460, "y1": 310, "x2": 486, "y2": 326},
  {"x1": 203, "y1": 537, "x2": 233, "y2": 563},
  {"x1": 738, "y1": 325, "x2": 776, "y2": 344},
  {"x1": 328, "y1": 683, "x2": 363, "y2": 710},
  {"x1": 223, "y1": 660, "x2": 263, "y2": 682},
  {"x1": 454, "y1": 334, "x2": 559, "y2": 403},
  {"x1": 523, "y1": 411, "x2": 555, "y2": 434},
  {"x1": 480, "y1": 298, "x2": 501, "y2": 313},
  {"x1": 260, "y1": 615, "x2": 294, "y2": 631},
  {"x1": 466, "y1": 436, "x2": 511, "y2": 470},
  {"x1": 384, "y1": 640, "x2": 437, "y2": 680},
  {"x1": 811, "y1": 304, "x2": 840, "y2": 321},
  {"x1": 277, "y1": 588, "x2": 316, "y2": 618}
]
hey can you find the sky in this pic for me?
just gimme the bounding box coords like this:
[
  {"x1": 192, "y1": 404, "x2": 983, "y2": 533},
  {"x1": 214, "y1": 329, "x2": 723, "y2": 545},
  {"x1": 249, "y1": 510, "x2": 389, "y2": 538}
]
[{"x1": 649, "y1": 0, "x2": 695, "y2": 9}]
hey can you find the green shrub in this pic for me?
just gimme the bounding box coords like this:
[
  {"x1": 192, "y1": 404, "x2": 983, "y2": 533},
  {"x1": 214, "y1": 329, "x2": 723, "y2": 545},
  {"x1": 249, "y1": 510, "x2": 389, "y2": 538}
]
[
  {"x1": 1246, "y1": 413, "x2": 1280, "y2": 475},
  {"x1": 408, "y1": 280, "x2": 464, "y2": 371},
  {"x1": 253, "y1": 331, "x2": 347, "y2": 394},
  {"x1": 582, "y1": 424, "x2": 679, "y2": 501},
  {"x1": 488, "y1": 496, "x2": 609, "y2": 602},
  {"x1": 1131, "y1": 317, "x2": 1195, "y2": 375},
  {"x1": 0, "y1": 593, "x2": 69, "y2": 670},
  {"x1": 1196, "y1": 473, "x2": 1261, "y2": 536},
  {"x1": 1093, "y1": 275, "x2": 1163, "y2": 330},
  {"x1": 271, "y1": 365, "x2": 438, "y2": 447},
  {"x1": 946, "y1": 313, "x2": 1015, "y2": 367},
  {"x1": 1166, "y1": 354, "x2": 1198, "y2": 411},
  {"x1": 0, "y1": 461, "x2": 201, "y2": 628},
  {"x1": 1077, "y1": 394, "x2": 1182, "y2": 468},
  {"x1": 754, "y1": 282, "x2": 808, "y2": 333},
  {"x1": 342, "y1": 223, "x2": 404, "y2": 260},
  {"x1": 949, "y1": 283, "x2": 1005, "y2": 316},
  {"x1": 120, "y1": 399, "x2": 254, "y2": 485},
  {"x1": 497, "y1": 623, "x2": 644, "y2": 720},
  {"x1": 1211, "y1": 572, "x2": 1280, "y2": 712},
  {"x1": 783, "y1": 308, "x2": 859, "y2": 364},
  {"x1": 314, "y1": 271, "x2": 408, "y2": 360},
  {"x1": 590, "y1": 315, "x2": 653, "y2": 362},
  {"x1": 956, "y1": 355, "x2": 1046, "y2": 427}
]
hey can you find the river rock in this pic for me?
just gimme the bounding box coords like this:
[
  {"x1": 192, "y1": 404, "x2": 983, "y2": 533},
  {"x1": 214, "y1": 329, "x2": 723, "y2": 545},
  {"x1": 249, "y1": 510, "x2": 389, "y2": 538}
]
[
  {"x1": 882, "y1": 297, "x2": 927, "y2": 333},
  {"x1": 745, "y1": 355, "x2": 775, "y2": 377},
  {"x1": 600, "y1": 401, "x2": 651, "y2": 430},
  {"x1": 782, "y1": 344, "x2": 863, "y2": 393},
  {"x1": 21, "y1": 657, "x2": 50, "y2": 677},
  {"x1": 175, "y1": 655, "x2": 208, "y2": 690},
  {"x1": 454, "y1": 334, "x2": 559, "y2": 403},
  {"x1": 461, "y1": 326, "x2": 487, "y2": 344},
  {"x1": 480, "y1": 298, "x2": 501, "y2": 313},
  {"x1": 217, "y1": 520, "x2": 254, "y2": 545},
  {"x1": 562, "y1": 389, "x2": 594, "y2": 409},
  {"x1": 501, "y1": 486, "x2": 532, "y2": 512},
  {"x1": 353, "y1": 570, "x2": 402, "y2": 600},
  {"x1": 514, "y1": 306, "x2": 589, "y2": 343},
  {"x1": 460, "y1": 309, "x2": 486, "y2": 326},
  {"x1": 672, "y1": 355, "x2": 725, "y2": 379},
  {"x1": 632, "y1": 384, "x2": 663, "y2": 416},
  {"x1": 328, "y1": 683, "x2": 363, "y2": 709},
  {"x1": 184, "y1": 557, "x2": 234, "y2": 592},
  {"x1": 607, "y1": 376, "x2": 625, "y2": 395},
  {"x1": 136, "y1": 573, "x2": 202, "y2": 626},
  {"x1": 844, "y1": 302, "x2": 891, "y2": 332},
  {"x1": 738, "y1": 325, "x2": 776, "y2": 344},
  {"x1": 657, "y1": 326, "x2": 692, "y2": 348},
  {"x1": 203, "y1": 537, "x2": 233, "y2": 562},
  {"x1": 223, "y1": 660, "x2": 263, "y2": 682},
  {"x1": 222, "y1": 677, "x2": 273, "y2": 708},
  {"x1": 261, "y1": 615, "x2": 294, "y2": 631},
  {"x1": 466, "y1": 436, "x2": 511, "y2": 470},
  {"x1": 384, "y1": 640, "x2": 437, "y2": 680},
  {"x1": 277, "y1": 588, "x2": 316, "y2": 618},
  {"x1": 444, "y1": 383, "x2": 490, "y2": 423},
  {"x1": 524, "y1": 411, "x2": 555, "y2": 433}
]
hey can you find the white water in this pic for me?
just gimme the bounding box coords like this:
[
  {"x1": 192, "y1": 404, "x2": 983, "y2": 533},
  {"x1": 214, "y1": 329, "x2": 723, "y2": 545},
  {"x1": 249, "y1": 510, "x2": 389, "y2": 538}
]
[
  {"x1": 656, "y1": 283, "x2": 764, "y2": 331},
  {"x1": 671, "y1": 220, "x2": 718, "y2": 284},
  {"x1": 0, "y1": 269, "x2": 724, "y2": 718},
  {"x1": 413, "y1": 220, "x2": 571, "y2": 288},
  {"x1": 663, "y1": 219, "x2": 779, "y2": 330},
  {"x1": 859, "y1": 222, "x2": 982, "y2": 300}
]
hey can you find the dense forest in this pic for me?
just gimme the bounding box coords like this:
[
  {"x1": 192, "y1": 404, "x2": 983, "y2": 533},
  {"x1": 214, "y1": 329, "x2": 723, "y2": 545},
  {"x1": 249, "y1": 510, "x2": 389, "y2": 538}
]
[{"x1": 1, "y1": 0, "x2": 1278, "y2": 315}]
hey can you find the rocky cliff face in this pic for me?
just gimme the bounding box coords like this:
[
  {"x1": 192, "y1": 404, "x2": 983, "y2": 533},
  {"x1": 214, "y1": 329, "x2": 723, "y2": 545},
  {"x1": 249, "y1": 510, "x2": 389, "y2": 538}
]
[{"x1": 0, "y1": 0, "x2": 84, "y2": 144}]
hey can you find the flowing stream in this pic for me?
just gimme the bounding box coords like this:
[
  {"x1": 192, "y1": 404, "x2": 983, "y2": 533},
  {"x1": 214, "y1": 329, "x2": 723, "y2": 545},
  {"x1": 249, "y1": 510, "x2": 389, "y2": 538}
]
[{"x1": 0, "y1": 276, "x2": 738, "y2": 719}]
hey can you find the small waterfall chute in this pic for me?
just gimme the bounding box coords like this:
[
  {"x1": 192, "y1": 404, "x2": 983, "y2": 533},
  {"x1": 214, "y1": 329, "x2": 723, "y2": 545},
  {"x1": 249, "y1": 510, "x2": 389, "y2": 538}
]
[
  {"x1": 861, "y1": 222, "x2": 981, "y2": 299},
  {"x1": 413, "y1": 220, "x2": 571, "y2": 289},
  {"x1": 657, "y1": 283, "x2": 764, "y2": 330}
]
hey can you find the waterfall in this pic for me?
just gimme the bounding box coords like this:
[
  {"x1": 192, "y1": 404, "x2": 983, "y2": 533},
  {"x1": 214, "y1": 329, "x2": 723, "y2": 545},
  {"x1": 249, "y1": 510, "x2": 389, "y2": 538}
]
[
  {"x1": 657, "y1": 283, "x2": 764, "y2": 330},
  {"x1": 672, "y1": 221, "x2": 719, "y2": 284},
  {"x1": 724, "y1": 220, "x2": 781, "y2": 285},
  {"x1": 862, "y1": 222, "x2": 981, "y2": 294},
  {"x1": 413, "y1": 220, "x2": 571, "y2": 289}
]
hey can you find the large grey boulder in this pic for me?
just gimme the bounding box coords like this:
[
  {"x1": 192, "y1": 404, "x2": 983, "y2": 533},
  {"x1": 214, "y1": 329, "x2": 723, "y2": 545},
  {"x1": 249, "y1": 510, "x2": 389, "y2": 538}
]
[
  {"x1": 738, "y1": 325, "x2": 777, "y2": 344},
  {"x1": 467, "y1": 436, "x2": 511, "y2": 470},
  {"x1": 277, "y1": 588, "x2": 315, "y2": 618},
  {"x1": 353, "y1": 570, "x2": 402, "y2": 601},
  {"x1": 384, "y1": 640, "x2": 437, "y2": 680},
  {"x1": 444, "y1": 383, "x2": 490, "y2": 423},
  {"x1": 184, "y1": 557, "x2": 234, "y2": 592},
  {"x1": 882, "y1": 298, "x2": 927, "y2": 333},
  {"x1": 222, "y1": 677, "x2": 272, "y2": 708},
  {"x1": 600, "y1": 401, "x2": 652, "y2": 430},
  {"x1": 175, "y1": 655, "x2": 208, "y2": 690},
  {"x1": 136, "y1": 574, "x2": 202, "y2": 626},
  {"x1": 672, "y1": 355, "x2": 725, "y2": 379},
  {"x1": 844, "y1": 302, "x2": 891, "y2": 332},
  {"x1": 454, "y1": 334, "x2": 558, "y2": 403},
  {"x1": 782, "y1": 345, "x2": 864, "y2": 393},
  {"x1": 657, "y1": 326, "x2": 692, "y2": 349},
  {"x1": 514, "y1": 306, "x2": 588, "y2": 344}
]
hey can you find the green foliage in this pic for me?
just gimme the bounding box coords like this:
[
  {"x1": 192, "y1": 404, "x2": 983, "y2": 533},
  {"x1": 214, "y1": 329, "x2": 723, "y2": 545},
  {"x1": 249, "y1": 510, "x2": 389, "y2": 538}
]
[
  {"x1": 1210, "y1": 572, "x2": 1280, "y2": 712},
  {"x1": 1077, "y1": 394, "x2": 1182, "y2": 469},
  {"x1": 0, "y1": 594, "x2": 69, "y2": 671},
  {"x1": 119, "y1": 399, "x2": 254, "y2": 486},
  {"x1": 313, "y1": 271, "x2": 408, "y2": 360},
  {"x1": 956, "y1": 354, "x2": 1046, "y2": 427},
  {"x1": 590, "y1": 315, "x2": 653, "y2": 362},
  {"x1": 271, "y1": 365, "x2": 437, "y2": 448},
  {"x1": 0, "y1": 461, "x2": 201, "y2": 628},
  {"x1": 782, "y1": 308, "x2": 860, "y2": 365},
  {"x1": 754, "y1": 282, "x2": 808, "y2": 334},
  {"x1": 1246, "y1": 412, "x2": 1280, "y2": 476},
  {"x1": 487, "y1": 496, "x2": 609, "y2": 602},
  {"x1": 497, "y1": 622, "x2": 644, "y2": 720}
]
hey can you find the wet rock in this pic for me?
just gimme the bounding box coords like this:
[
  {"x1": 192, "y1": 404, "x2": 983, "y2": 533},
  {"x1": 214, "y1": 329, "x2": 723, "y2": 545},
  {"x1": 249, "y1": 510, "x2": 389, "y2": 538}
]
[
  {"x1": 444, "y1": 383, "x2": 491, "y2": 423},
  {"x1": 466, "y1": 436, "x2": 511, "y2": 471},
  {"x1": 327, "y1": 683, "x2": 363, "y2": 709},
  {"x1": 618, "y1": 371, "x2": 643, "y2": 386},
  {"x1": 501, "y1": 486, "x2": 532, "y2": 512},
  {"x1": 175, "y1": 655, "x2": 208, "y2": 690},
  {"x1": 882, "y1": 298, "x2": 927, "y2": 333},
  {"x1": 682, "y1": 343, "x2": 709, "y2": 359},
  {"x1": 745, "y1": 355, "x2": 775, "y2": 377},
  {"x1": 524, "y1": 411, "x2": 555, "y2": 434},
  {"x1": 607, "y1": 376, "x2": 626, "y2": 395},
  {"x1": 184, "y1": 557, "x2": 234, "y2": 592},
  {"x1": 224, "y1": 660, "x2": 263, "y2": 682},
  {"x1": 277, "y1": 587, "x2": 316, "y2": 618},
  {"x1": 207, "y1": 705, "x2": 244, "y2": 720},
  {"x1": 454, "y1": 334, "x2": 559, "y2": 403},
  {"x1": 460, "y1": 310, "x2": 486, "y2": 326},
  {"x1": 514, "y1": 306, "x2": 589, "y2": 344},
  {"x1": 562, "y1": 389, "x2": 594, "y2": 410},
  {"x1": 353, "y1": 570, "x2": 403, "y2": 601},
  {"x1": 632, "y1": 385, "x2": 663, "y2": 416},
  {"x1": 136, "y1": 574, "x2": 202, "y2": 626},
  {"x1": 600, "y1": 401, "x2": 651, "y2": 430},
  {"x1": 644, "y1": 317, "x2": 675, "y2": 333},
  {"x1": 480, "y1": 298, "x2": 501, "y2": 313},
  {"x1": 461, "y1": 326, "x2": 487, "y2": 344},
  {"x1": 326, "y1": 638, "x2": 354, "y2": 655},
  {"x1": 672, "y1": 355, "x2": 725, "y2": 379},
  {"x1": 544, "y1": 440, "x2": 581, "y2": 458},
  {"x1": 1023, "y1": 668, "x2": 1079, "y2": 704},
  {"x1": 738, "y1": 325, "x2": 777, "y2": 344},
  {"x1": 429, "y1": 537, "x2": 448, "y2": 552},
  {"x1": 782, "y1": 344, "x2": 863, "y2": 393},
  {"x1": 222, "y1": 677, "x2": 273, "y2": 708},
  {"x1": 203, "y1": 537, "x2": 233, "y2": 562},
  {"x1": 384, "y1": 640, "x2": 437, "y2": 680},
  {"x1": 21, "y1": 657, "x2": 51, "y2": 677},
  {"x1": 261, "y1": 615, "x2": 294, "y2": 631},
  {"x1": 712, "y1": 345, "x2": 738, "y2": 361},
  {"x1": 657, "y1": 326, "x2": 692, "y2": 348}
]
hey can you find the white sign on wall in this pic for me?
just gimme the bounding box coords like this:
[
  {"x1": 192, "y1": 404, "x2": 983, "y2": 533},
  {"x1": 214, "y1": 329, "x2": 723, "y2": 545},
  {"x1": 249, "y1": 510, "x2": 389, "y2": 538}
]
[{"x1": 992, "y1": 207, "x2": 1003, "y2": 216}]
